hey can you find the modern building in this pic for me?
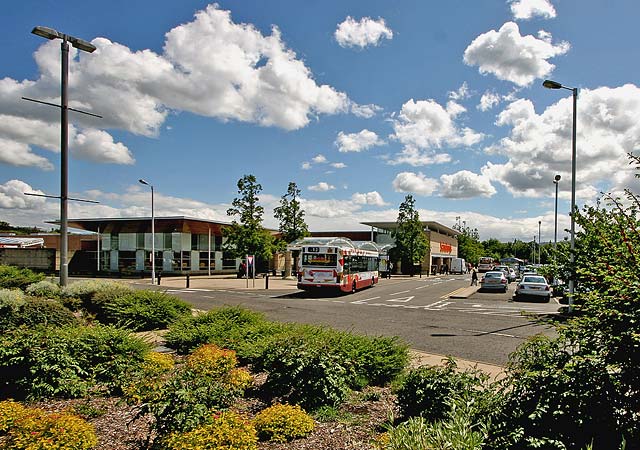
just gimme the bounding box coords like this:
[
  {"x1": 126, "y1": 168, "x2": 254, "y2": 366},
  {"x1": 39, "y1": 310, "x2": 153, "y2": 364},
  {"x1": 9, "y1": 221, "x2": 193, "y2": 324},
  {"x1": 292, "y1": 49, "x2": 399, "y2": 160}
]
[
  {"x1": 360, "y1": 221, "x2": 460, "y2": 274},
  {"x1": 45, "y1": 216, "x2": 242, "y2": 275}
]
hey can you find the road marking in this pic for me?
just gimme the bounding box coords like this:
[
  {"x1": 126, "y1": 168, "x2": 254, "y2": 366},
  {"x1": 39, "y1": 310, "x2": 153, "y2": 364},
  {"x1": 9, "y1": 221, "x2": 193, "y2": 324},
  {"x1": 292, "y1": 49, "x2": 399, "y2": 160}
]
[
  {"x1": 203, "y1": 295, "x2": 216, "y2": 299},
  {"x1": 351, "y1": 296, "x2": 380, "y2": 304},
  {"x1": 332, "y1": 300, "x2": 345, "y2": 303},
  {"x1": 424, "y1": 299, "x2": 447, "y2": 308},
  {"x1": 464, "y1": 328, "x2": 520, "y2": 338},
  {"x1": 415, "y1": 285, "x2": 429, "y2": 290},
  {"x1": 390, "y1": 290, "x2": 410, "y2": 296},
  {"x1": 185, "y1": 288, "x2": 212, "y2": 291},
  {"x1": 441, "y1": 287, "x2": 465, "y2": 298},
  {"x1": 388, "y1": 295, "x2": 415, "y2": 303}
]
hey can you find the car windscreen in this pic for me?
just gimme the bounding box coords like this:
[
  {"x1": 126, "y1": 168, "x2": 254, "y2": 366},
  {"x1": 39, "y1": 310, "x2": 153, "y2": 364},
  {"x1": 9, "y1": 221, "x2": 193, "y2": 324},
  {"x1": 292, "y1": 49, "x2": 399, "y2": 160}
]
[
  {"x1": 522, "y1": 276, "x2": 546, "y2": 284},
  {"x1": 484, "y1": 272, "x2": 502, "y2": 278}
]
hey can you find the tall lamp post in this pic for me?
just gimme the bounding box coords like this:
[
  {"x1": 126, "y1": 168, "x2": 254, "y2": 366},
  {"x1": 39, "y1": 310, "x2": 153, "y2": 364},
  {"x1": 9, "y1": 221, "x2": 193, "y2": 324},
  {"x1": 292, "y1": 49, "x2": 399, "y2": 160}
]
[
  {"x1": 538, "y1": 220, "x2": 542, "y2": 265},
  {"x1": 543, "y1": 79, "x2": 578, "y2": 311},
  {"x1": 30, "y1": 26, "x2": 96, "y2": 287},
  {"x1": 139, "y1": 179, "x2": 155, "y2": 285},
  {"x1": 553, "y1": 174, "x2": 561, "y2": 256}
]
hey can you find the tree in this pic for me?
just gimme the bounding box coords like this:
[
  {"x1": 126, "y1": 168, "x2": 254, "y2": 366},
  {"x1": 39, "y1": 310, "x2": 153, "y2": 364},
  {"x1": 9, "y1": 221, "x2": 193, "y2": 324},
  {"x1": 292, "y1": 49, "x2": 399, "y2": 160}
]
[
  {"x1": 392, "y1": 195, "x2": 428, "y2": 276},
  {"x1": 273, "y1": 182, "x2": 309, "y2": 277},
  {"x1": 453, "y1": 223, "x2": 484, "y2": 264},
  {"x1": 273, "y1": 182, "x2": 309, "y2": 244},
  {"x1": 223, "y1": 175, "x2": 276, "y2": 269}
]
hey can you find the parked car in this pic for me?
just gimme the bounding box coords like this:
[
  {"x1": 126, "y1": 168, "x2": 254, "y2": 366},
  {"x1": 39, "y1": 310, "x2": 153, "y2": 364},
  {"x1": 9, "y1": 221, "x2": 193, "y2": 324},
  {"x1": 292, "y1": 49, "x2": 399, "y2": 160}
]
[
  {"x1": 494, "y1": 265, "x2": 516, "y2": 282},
  {"x1": 514, "y1": 275, "x2": 552, "y2": 302},
  {"x1": 480, "y1": 271, "x2": 508, "y2": 293}
]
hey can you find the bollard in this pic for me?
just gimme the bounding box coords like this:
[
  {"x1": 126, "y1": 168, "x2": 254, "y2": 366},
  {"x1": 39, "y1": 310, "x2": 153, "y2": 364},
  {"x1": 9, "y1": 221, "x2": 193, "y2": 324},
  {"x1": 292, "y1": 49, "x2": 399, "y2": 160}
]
[
  {"x1": 157, "y1": 272, "x2": 162, "y2": 285},
  {"x1": 265, "y1": 274, "x2": 269, "y2": 290},
  {"x1": 186, "y1": 274, "x2": 190, "y2": 288}
]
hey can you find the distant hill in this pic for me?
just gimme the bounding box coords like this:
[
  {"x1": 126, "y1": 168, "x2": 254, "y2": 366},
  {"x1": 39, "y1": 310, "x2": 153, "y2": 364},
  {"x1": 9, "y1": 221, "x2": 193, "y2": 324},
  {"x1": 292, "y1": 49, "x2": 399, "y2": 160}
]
[{"x1": 0, "y1": 221, "x2": 43, "y2": 235}]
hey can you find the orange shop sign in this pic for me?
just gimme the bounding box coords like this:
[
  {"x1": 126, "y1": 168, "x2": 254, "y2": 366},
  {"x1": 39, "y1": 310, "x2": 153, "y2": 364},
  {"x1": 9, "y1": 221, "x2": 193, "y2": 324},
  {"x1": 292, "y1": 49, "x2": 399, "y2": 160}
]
[{"x1": 439, "y1": 243, "x2": 452, "y2": 253}]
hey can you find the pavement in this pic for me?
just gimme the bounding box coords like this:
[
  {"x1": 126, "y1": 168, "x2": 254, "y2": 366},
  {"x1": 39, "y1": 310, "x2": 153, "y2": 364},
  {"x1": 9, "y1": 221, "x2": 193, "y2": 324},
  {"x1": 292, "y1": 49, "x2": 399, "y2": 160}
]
[{"x1": 130, "y1": 273, "x2": 504, "y2": 379}]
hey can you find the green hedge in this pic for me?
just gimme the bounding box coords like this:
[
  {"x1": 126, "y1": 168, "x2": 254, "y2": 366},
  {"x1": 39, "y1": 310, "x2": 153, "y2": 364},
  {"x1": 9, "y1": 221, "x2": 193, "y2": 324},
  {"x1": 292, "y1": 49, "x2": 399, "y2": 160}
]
[
  {"x1": 0, "y1": 324, "x2": 149, "y2": 400},
  {"x1": 0, "y1": 294, "x2": 77, "y2": 332},
  {"x1": 0, "y1": 265, "x2": 44, "y2": 290}
]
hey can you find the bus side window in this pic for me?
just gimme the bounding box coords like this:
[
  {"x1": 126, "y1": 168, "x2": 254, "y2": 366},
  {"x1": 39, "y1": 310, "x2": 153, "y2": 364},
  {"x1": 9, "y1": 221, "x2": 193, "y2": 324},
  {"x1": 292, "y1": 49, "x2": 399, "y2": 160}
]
[{"x1": 343, "y1": 256, "x2": 350, "y2": 273}]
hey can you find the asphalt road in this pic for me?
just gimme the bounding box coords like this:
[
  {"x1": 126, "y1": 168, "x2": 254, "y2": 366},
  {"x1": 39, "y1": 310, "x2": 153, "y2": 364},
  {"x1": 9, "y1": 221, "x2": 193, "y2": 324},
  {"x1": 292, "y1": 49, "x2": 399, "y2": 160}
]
[{"x1": 148, "y1": 274, "x2": 562, "y2": 366}]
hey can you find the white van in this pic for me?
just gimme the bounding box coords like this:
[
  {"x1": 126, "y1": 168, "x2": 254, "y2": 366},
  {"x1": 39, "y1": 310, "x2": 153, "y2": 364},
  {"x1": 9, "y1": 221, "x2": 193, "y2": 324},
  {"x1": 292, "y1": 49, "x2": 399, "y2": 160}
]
[{"x1": 450, "y1": 257, "x2": 467, "y2": 274}]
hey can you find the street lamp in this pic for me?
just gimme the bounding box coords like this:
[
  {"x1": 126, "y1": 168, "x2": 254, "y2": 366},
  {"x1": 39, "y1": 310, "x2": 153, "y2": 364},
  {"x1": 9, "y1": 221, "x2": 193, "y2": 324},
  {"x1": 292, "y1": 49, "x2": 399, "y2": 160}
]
[
  {"x1": 139, "y1": 179, "x2": 155, "y2": 285},
  {"x1": 31, "y1": 26, "x2": 96, "y2": 287},
  {"x1": 538, "y1": 220, "x2": 542, "y2": 265},
  {"x1": 543, "y1": 79, "x2": 578, "y2": 311},
  {"x1": 553, "y1": 174, "x2": 561, "y2": 254}
]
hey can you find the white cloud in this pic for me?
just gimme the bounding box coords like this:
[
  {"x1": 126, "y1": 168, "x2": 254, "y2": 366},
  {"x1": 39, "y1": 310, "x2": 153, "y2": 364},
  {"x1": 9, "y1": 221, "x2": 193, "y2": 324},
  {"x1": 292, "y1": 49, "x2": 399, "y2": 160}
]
[
  {"x1": 308, "y1": 182, "x2": 336, "y2": 192},
  {"x1": 335, "y1": 129, "x2": 385, "y2": 152},
  {"x1": 448, "y1": 82, "x2": 471, "y2": 101},
  {"x1": 483, "y1": 84, "x2": 640, "y2": 199},
  {"x1": 301, "y1": 162, "x2": 312, "y2": 170},
  {"x1": 312, "y1": 154, "x2": 328, "y2": 164},
  {"x1": 335, "y1": 16, "x2": 393, "y2": 49},
  {"x1": 478, "y1": 91, "x2": 503, "y2": 111},
  {"x1": 302, "y1": 199, "x2": 355, "y2": 219},
  {"x1": 463, "y1": 22, "x2": 569, "y2": 86},
  {"x1": 439, "y1": 170, "x2": 497, "y2": 198},
  {"x1": 350, "y1": 103, "x2": 383, "y2": 118},
  {"x1": 0, "y1": 137, "x2": 54, "y2": 170},
  {"x1": 388, "y1": 98, "x2": 484, "y2": 165},
  {"x1": 0, "y1": 180, "x2": 47, "y2": 209},
  {"x1": 509, "y1": 0, "x2": 557, "y2": 20},
  {"x1": 0, "y1": 4, "x2": 349, "y2": 171},
  {"x1": 392, "y1": 172, "x2": 439, "y2": 196},
  {"x1": 351, "y1": 191, "x2": 388, "y2": 206},
  {"x1": 331, "y1": 162, "x2": 347, "y2": 169}
]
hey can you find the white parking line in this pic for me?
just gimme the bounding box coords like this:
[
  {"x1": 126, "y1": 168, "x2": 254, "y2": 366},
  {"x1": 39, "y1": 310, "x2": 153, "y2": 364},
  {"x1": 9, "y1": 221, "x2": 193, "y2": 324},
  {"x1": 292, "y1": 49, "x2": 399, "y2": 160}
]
[
  {"x1": 390, "y1": 290, "x2": 410, "y2": 296},
  {"x1": 351, "y1": 296, "x2": 380, "y2": 304}
]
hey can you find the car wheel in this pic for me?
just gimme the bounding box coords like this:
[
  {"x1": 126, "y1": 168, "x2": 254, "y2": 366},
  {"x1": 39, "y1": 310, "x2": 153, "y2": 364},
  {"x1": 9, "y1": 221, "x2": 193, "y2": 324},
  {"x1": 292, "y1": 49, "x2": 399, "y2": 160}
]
[{"x1": 544, "y1": 295, "x2": 551, "y2": 303}]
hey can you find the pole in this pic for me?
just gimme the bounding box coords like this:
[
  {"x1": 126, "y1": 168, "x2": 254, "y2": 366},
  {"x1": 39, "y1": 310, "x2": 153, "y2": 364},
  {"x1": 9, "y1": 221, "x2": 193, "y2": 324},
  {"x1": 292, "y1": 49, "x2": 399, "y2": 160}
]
[
  {"x1": 208, "y1": 227, "x2": 211, "y2": 276},
  {"x1": 97, "y1": 226, "x2": 100, "y2": 273},
  {"x1": 569, "y1": 88, "x2": 578, "y2": 312},
  {"x1": 60, "y1": 38, "x2": 69, "y2": 286},
  {"x1": 538, "y1": 220, "x2": 541, "y2": 265},
  {"x1": 151, "y1": 185, "x2": 156, "y2": 285}
]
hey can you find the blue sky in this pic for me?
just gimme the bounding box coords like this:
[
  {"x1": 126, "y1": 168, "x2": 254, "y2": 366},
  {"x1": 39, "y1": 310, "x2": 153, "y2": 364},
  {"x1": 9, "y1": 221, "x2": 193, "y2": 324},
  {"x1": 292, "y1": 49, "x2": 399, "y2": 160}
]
[{"x1": 1, "y1": 0, "x2": 639, "y2": 241}]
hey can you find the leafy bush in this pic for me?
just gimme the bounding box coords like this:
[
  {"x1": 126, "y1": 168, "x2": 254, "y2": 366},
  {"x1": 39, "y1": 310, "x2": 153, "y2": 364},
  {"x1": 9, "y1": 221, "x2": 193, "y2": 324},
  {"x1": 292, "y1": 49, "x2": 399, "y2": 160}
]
[
  {"x1": 141, "y1": 344, "x2": 252, "y2": 435},
  {"x1": 0, "y1": 288, "x2": 26, "y2": 306},
  {"x1": 0, "y1": 401, "x2": 97, "y2": 450},
  {"x1": 253, "y1": 403, "x2": 315, "y2": 443},
  {"x1": 162, "y1": 411, "x2": 258, "y2": 450},
  {"x1": 394, "y1": 359, "x2": 489, "y2": 422},
  {"x1": 252, "y1": 326, "x2": 352, "y2": 409},
  {"x1": 0, "y1": 265, "x2": 44, "y2": 290},
  {"x1": 165, "y1": 306, "x2": 277, "y2": 358},
  {"x1": 61, "y1": 279, "x2": 131, "y2": 307},
  {"x1": 0, "y1": 296, "x2": 77, "y2": 332},
  {"x1": 0, "y1": 324, "x2": 149, "y2": 400},
  {"x1": 25, "y1": 279, "x2": 61, "y2": 298},
  {"x1": 122, "y1": 351, "x2": 175, "y2": 404},
  {"x1": 98, "y1": 290, "x2": 191, "y2": 331}
]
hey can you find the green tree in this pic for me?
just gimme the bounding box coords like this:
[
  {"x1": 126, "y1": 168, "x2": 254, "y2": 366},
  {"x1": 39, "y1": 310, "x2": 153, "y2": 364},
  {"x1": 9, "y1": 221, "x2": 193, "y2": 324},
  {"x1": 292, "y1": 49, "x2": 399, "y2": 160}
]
[
  {"x1": 453, "y1": 223, "x2": 484, "y2": 265},
  {"x1": 392, "y1": 195, "x2": 428, "y2": 276},
  {"x1": 273, "y1": 182, "x2": 309, "y2": 243},
  {"x1": 224, "y1": 175, "x2": 276, "y2": 267},
  {"x1": 486, "y1": 154, "x2": 640, "y2": 449}
]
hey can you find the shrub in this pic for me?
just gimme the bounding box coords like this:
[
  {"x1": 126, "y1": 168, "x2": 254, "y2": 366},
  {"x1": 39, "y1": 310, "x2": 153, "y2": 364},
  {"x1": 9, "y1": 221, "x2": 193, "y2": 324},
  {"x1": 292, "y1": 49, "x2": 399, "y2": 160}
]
[
  {"x1": 162, "y1": 411, "x2": 258, "y2": 450},
  {"x1": 25, "y1": 279, "x2": 61, "y2": 298},
  {"x1": 0, "y1": 399, "x2": 27, "y2": 433},
  {"x1": 1, "y1": 297, "x2": 78, "y2": 332},
  {"x1": 0, "y1": 265, "x2": 44, "y2": 290},
  {"x1": 394, "y1": 359, "x2": 489, "y2": 422},
  {"x1": 0, "y1": 402, "x2": 96, "y2": 450},
  {"x1": 253, "y1": 327, "x2": 351, "y2": 409},
  {"x1": 253, "y1": 403, "x2": 315, "y2": 443},
  {"x1": 0, "y1": 288, "x2": 26, "y2": 306},
  {"x1": 141, "y1": 344, "x2": 252, "y2": 435},
  {"x1": 0, "y1": 324, "x2": 149, "y2": 400},
  {"x1": 165, "y1": 306, "x2": 276, "y2": 358},
  {"x1": 61, "y1": 279, "x2": 131, "y2": 307},
  {"x1": 99, "y1": 290, "x2": 191, "y2": 330},
  {"x1": 122, "y1": 351, "x2": 175, "y2": 404}
]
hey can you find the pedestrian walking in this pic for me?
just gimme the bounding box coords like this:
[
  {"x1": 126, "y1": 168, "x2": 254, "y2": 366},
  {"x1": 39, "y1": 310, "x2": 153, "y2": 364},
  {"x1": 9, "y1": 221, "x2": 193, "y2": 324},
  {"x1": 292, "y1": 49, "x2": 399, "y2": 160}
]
[
  {"x1": 471, "y1": 267, "x2": 478, "y2": 286},
  {"x1": 388, "y1": 262, "x2": 393, "y2": 278}
]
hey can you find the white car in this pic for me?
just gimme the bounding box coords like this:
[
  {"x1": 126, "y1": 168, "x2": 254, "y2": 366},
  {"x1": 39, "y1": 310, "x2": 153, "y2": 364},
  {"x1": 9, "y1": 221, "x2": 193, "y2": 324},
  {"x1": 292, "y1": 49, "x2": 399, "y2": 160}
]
[
  {"x1": 480, "y1": 271, "x2": 508, "y2": 293},
  {"x1": 514, "y1": 275, "x2": 552, "y2": 302}
]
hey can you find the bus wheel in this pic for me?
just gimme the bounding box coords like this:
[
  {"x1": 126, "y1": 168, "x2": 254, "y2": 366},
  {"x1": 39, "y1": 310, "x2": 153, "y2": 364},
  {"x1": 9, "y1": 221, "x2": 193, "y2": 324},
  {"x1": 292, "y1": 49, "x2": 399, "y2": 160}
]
[{"x1": 352, "y1": 281, "x2": 357, "y2": 293}]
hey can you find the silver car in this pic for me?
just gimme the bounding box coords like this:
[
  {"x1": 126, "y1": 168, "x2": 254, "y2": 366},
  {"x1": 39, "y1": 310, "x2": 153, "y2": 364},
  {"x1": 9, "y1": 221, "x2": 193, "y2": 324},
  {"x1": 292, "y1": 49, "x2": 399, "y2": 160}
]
[
  {"x1": 514, "y1": 275, "x2": 551, "y2": 302},
  {"x1": 480, "y1": 271, "x2": 508, "y2": 293}
]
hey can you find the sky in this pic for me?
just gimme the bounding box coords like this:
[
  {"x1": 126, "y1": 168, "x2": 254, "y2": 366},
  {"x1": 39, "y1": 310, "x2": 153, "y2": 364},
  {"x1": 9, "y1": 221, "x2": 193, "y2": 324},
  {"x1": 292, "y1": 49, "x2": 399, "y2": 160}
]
[{"x1": 1, "y1": 0, "x2": 639, "y2": 242}]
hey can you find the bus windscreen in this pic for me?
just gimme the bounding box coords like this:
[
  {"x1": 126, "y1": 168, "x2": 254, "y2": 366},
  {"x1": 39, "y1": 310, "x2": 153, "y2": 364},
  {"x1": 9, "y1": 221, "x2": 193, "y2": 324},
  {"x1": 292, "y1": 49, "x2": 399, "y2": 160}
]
[{"x1": 301, "y1": 253, "x2": 337, "y2": 267}]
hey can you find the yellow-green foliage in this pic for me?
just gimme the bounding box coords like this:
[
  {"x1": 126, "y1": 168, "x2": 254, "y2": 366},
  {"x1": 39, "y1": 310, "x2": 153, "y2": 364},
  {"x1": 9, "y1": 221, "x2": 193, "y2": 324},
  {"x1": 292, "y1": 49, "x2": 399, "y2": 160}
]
[
  {"x1": 163, "y1": 410, "x2": 258, "y2": 450},
  {"x1": 186, "y1": 344, "x2": 252, "y2": 392},
  {"x1": 0, "y1": 400, "x2": 97, "y2": 450},
  {"x1": 123, "y1": 352, "x2": 175, "y2": 404},
  {"x1": 253, "y1": 403, "x2": 315, "y2": 443}
]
